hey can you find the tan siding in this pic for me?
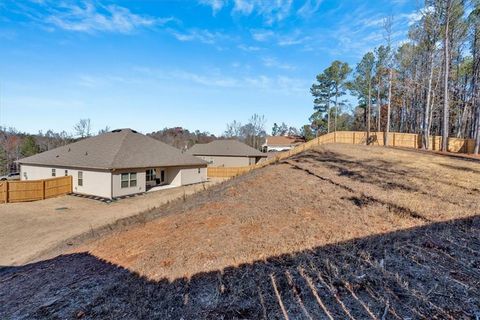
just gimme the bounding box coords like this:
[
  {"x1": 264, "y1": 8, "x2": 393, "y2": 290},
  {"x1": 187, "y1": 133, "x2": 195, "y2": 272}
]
[
  {"x1": 20, "y1": 165, "x2": 111, "y2": 198},
  {"x1": 197, "y1": 155, "x2": 256, "y2": 167},
  {"x1": 181, "y1": 167, "x2": 207, "y2": 185}
]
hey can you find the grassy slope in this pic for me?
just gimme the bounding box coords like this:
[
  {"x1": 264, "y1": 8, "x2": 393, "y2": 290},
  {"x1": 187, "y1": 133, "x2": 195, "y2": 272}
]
[{"x1": 1, "y1": 144, "x2": 480, "y2": 319}]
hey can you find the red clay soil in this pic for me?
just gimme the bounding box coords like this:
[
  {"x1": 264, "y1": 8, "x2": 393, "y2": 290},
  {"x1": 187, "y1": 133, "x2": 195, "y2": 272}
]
[{"x1": 1, "y1": 144, "x2": 479, "y2": 319}]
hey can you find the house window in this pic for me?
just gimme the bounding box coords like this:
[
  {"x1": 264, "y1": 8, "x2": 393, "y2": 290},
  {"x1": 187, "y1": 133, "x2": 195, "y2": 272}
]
[
  {"x1": 160, "y1": 170, "x2": 165, "y2": 183},
  {"x1": 65, "y1": 170, "x2": 68, "y2": 176},
  {"x1": 121, "y1": 173, "x2": 129, "y2": 188},
  {"x1": 78, "y1": 171, "x2": 83, "y2": 186},
  {"x1": 146, "y1": 169, "x2": 156, "y2": 182},
  {"x1": 130, "y1": 173, "x2": 137, "y2": 187},
  {"x1": 198, "y1": 168, "x2": 201, "y2": 174},
  {"x1": 51, "y1": 169, "x2": 56, "y2": 177},
  {"x1": 121, "y1": 173, "x2": 137, "y2": 188}
]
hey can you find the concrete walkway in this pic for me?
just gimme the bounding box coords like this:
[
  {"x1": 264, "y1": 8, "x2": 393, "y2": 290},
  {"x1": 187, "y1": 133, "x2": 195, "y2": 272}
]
[{"x1": 0, "y1": 179, "x2": 225, "y2": 266}]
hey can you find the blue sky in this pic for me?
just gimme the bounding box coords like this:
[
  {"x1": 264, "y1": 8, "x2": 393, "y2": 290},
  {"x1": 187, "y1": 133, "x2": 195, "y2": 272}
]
[{"x1": 0, "y1": 0, "x2": 420, "y2": 136}]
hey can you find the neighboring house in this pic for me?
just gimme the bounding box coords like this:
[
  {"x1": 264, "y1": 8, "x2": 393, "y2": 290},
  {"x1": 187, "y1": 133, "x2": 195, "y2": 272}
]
[
  {"x1": 17, "y1": 129, "x2": 207, "y2": 199},
  {"x1": 262, "y1": 136, "x2": 306, "y2": 152},
  {"x1": 187, "y1": 140, "x2": 267, "y2": 167}
]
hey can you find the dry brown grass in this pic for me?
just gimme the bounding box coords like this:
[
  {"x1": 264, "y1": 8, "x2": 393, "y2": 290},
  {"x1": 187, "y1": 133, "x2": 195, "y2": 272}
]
[
  {"x1": 1, "y1": 144, "x2": 479, "y2": 319},
  {"x1": 80, "y1": 144, "x2": 480, "y2": 281}
]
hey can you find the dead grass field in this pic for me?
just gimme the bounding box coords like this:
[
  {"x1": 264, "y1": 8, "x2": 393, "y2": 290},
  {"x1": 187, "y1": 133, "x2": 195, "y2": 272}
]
[{"x1": 1, "y1": 144, "x2": 479, "y2": 319}]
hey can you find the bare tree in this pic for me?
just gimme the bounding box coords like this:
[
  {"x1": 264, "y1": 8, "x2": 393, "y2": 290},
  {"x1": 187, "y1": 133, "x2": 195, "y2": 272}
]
[
  {"x1": 224, "y1": 120, "x2": 243, "y2": 138},
  {"x1": 441, "y1": 0, "x2": 452, "y2": 151},
  {"x1": 74, "y1": 119, "x2": 92, "y2": 138},
  {"x1": 97, "y1": 126, "x2": 111, "y2": 135}
]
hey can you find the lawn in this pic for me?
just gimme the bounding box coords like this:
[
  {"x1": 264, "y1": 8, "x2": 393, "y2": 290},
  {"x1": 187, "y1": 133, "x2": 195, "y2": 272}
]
[{"x1": 1, "y1": 144, "x2": 479, "y2": 319}]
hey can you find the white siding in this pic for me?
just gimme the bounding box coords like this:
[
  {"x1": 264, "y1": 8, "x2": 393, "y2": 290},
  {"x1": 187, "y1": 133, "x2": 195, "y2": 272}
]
[
  {"x1": 20, "y1": 164, "x2": 112, "y2": 198},
  {"x1": 181, "y1": 167, "x2": 207, "y2": 185},
  {"x1": 20, "y1": 164, "x2": 207, "y2": 199},
  {"x1": 112, "y1": 169, "x2": 146, "y2": 198},
  {"x1": 166, "y1": 167, "x2": 182, "y2": 186}
]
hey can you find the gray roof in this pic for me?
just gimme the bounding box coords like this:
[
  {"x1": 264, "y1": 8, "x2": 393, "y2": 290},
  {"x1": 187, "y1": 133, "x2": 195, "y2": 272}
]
[
  {"x1": 187, "y1": 140, "x2": 267, "y2": 157},
  {"x1": 18, "y1": 129, "x2": 207, "y2": 170}
]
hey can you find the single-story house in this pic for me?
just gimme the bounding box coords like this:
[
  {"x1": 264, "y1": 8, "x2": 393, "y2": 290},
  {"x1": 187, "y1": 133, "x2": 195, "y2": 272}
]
[
  {"x1": 187, "y1": 140, "x2": 267, "y2": 167},
  {"x1": 262, "y1": 135, "x2": 306, "y2": 152},
  {"x1": 17, "y1": 129, "x2": 208, "y2": 199}
]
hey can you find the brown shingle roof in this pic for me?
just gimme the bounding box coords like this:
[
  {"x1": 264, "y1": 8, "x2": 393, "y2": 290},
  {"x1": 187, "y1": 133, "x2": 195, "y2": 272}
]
[
  {"x1": 187, "y1": 140, "x2": 267, "y2": 157},
  {"x1": 265, "y1": 136, "x2": 305, "y2": 146},
  {"x1": 18, "y1": 129, "x2": 207, "y2": 169}
]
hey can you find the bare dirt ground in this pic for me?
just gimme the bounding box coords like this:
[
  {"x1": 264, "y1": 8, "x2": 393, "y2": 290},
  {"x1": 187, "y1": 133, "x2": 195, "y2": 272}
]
[
  {"x1": 1, "y1": 144, "x2": 479, "y2": 319},
  {"x1": 0, "y1": 179, "x2": 223, "y2": 265}
]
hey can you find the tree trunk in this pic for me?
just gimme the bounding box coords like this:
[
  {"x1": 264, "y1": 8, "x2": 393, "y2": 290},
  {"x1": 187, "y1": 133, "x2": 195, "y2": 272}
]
[
  {"x1": 377, "y1": 74, "x2": 381, "y2": 132},
  {"x1": 334, "y1": 89, "x2": 338, "y2": 132},
  {"x1": 385, "y1": 68, "x2": 393, "y2": 146},
  {"x1": 327, "y1": 93, "x2": 331, "y2": 134},
  {"x1": 367, "y1": 80, "x2": 372, "y2": 144},
  {"x1": 475, "y1": 105, "x2": 480, "y2": 154},
  {"x1": 423, "y1": 54, "x2": 434, "y2": 150},
  {"x1": 442, "y1": 0, "x2": 451, "y2": 152},
  {"x1": 473, "y1": 20, "x2": 480, "y2": 154}
]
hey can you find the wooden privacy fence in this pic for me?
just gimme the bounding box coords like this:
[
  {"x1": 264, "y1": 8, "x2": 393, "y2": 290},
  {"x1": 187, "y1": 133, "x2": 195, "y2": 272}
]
[
  {"x1": 0, "y1": 176, "x2": 72, "y2": 204},
  {"x1": 207, "y1": 166, "x2": 254, "y2": 178},
  {"x1": 207, "y1": 131, "x2": 478, "y2": 178}
]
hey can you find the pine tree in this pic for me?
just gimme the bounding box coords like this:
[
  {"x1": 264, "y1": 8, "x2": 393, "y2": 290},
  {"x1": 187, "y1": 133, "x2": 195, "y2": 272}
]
[{"x1": 20, "y1": 136, "x2": 39, "y2": 158}]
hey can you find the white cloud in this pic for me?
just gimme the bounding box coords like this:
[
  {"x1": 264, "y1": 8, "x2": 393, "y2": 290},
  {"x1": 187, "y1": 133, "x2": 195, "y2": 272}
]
[
  {"x1": 399, "y1": 12, "x2": 423, "y2": 26},
  {"x1": 199, "y1": 0, "x2": 226, "y2": 15},
  {"x1": 233, "y1": 0, "x2": 255, "y2": 15},
  {"x1": 251, "y1": 28, "x2": 309, "y2": 46},
  {"x1": 238, "y1": 44, "x2": 261, "y2": 51},
  {"x1": 45, "y1": 1, "x2": 173, "y2": 33},
  {"x1": 231, "y1": 0, "x2": 293, "y2": 24},
  {"x1": 169, "y1": 29, "x2": 228, "y2": 45},
  {"x1": 277, "y1": 34, "x2": 310, "y2": 46},
  {"x1": 251, "y1": 29, "x2": 274, "y2": 41},
  {"x1": 297, "y1": 0, "x2": 323, "y2": 18},
  {"x1": 134, "y1": 66, "x2": 306, "y2": 94},
  {"x1": 262, "y1": 57, "x2": 295, "y2": 70},
  {"x1": 360, "y1": 17, "x2": 386, "y2": 28}
]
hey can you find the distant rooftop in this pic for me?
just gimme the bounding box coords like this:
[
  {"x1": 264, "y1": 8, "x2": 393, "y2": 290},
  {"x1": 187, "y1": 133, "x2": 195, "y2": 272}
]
[
  {"x1": 264, "y1": 136, "x2": 305, "y2": 146},
  {"x1": 187, "y1": 140, "x2": 266, "y2": 157}
]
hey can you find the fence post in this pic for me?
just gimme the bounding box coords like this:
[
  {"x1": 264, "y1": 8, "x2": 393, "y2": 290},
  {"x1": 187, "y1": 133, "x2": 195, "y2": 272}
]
[
  {"x1": 70, "y1": 175, "x2": 73, "y2": 193},
  {"x1": 42, "y1": 180, "x2": 46, "y2": 199},
  {"x1": 352, "y1": 133, "x2": 355, "y2": 145},
  {"x1": 5, "y1": 181, "x2": 8, "y2": 203},
  {"x1": 393, "y1": 133, "x2": 396, "y2": 147}
]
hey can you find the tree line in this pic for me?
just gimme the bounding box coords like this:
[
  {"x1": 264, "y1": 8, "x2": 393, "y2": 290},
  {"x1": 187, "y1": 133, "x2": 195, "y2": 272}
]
[{"x1": 309, "y1": 0, "x2": 480, "y2": 154}]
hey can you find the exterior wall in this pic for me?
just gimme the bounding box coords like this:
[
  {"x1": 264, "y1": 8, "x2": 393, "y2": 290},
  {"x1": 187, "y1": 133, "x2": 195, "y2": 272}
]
[
  {"x1": 196, "y1": 155, "x2": 257, "y2": 167},
  {"x1": 181, "y1": 167, "x2": 207, "y2": 185},
  {"x1": 166, "y1": 167, "x2": 182, "y2": 186},
  {"x1": 112, "y1": 169, "x2": 146, "y2": 198},
  {"x1": 20, "y1": 164, "x2": 207, "y2": 199},
  {"x1": 20, "y1": 164, "x2": 111, "y2": 198}
]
